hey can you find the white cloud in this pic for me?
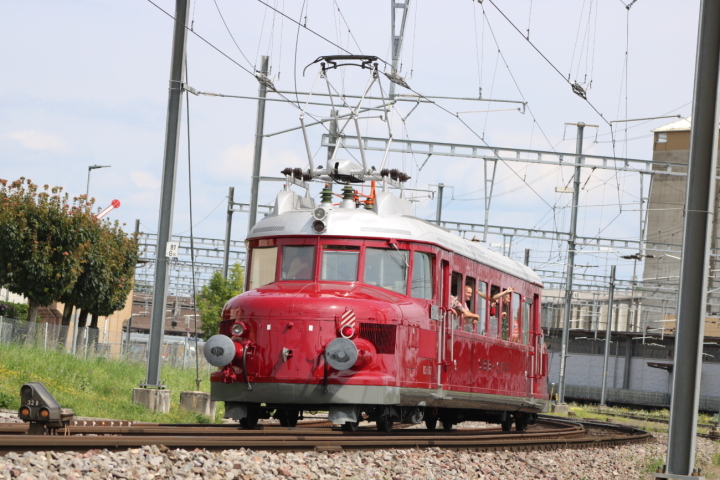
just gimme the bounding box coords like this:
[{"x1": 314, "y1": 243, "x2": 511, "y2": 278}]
[
  {"x1": 7, "y1": 130, "x2": 66, "y2": 151},
  {"x1": 130, "y1": 171, "x2": 160, "y2": 190}
]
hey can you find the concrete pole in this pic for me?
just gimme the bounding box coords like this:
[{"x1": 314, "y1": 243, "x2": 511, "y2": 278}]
[
  {"x1": 145, "y1": 0, "x2": 190, "y2": 388},
  {"x1": 600, "y1": 265, "x2": 616, "y2": 406},
  {"x1": 435, "y1": 184, "x2": 444, "y2": 223},
  {"x1": 666, "y1": 0, "x2": 720, "y2": 474},
  {"x1": 558, "y1": 122, "x2": 585, "y2": 404},
  {"x1": 222, "y1": 187, "x2": 234, "y2": 279},
  {"x1": 248, "y1": 56, "x2": 270, "y2": 232}
]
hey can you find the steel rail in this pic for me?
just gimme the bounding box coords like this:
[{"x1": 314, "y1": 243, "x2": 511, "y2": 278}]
[{"x1": 0, "y1": 418, "x2": 650, "y2": 454}]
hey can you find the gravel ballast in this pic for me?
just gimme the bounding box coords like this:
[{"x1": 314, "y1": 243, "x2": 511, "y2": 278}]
[{"x1": 0, "y1": 412, "x2": 718, "y2": 480}]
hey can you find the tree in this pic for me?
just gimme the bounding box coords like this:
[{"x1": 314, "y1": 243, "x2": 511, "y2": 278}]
[
  {"x1": 0, "y1": 178, "x2": 94, "y2": 322},
  {"x1": 197, "y1": 263, "x2": 244, "y2": 339},
  {"x1": 59, "y1": 220, "x2": 139, "y2": 327}
]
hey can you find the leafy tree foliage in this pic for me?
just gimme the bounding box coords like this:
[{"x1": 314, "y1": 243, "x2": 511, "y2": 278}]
[
  {"x1": 60, "y1": 220, "x2": 138, "y2": 326},
  {"x1": 0, "y1": 178, "x2": 138, "y2": 324},
  {"x1": 0, "y1": 178, "x2": 94, "y2": 322},
  {"x1": 197, "y1": 263, "x2": 244, "y2": 339}
]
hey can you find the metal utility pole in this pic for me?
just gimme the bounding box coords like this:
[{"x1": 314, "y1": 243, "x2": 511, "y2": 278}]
[
  {"x1": 222, "y1": 187, "x2": 234, "y2": 279},
  {"x1": 436, "y1": 183, "x2": 444, "y2": 223},
  {"x1": 327, "y1": 109, "x2": 338, "y2": 161},
  {"x1": 665, "y1": 0, "x2": 720, "y2": 476},
  {"x1": 389, "y1": 0, "x2": 410, "y2": 100},
  {"x1": 558, "y1": 122, "x2": 585, "y2": 404},
  {"x1": 144, "y1": 0, "x2": 190, "y2": 388},
  {"x1": 600, "y1": 265, "x2": 616, "y2": 406},
  {"x1": 248, "y1": 56, "x2": 270, "y2": 232}
]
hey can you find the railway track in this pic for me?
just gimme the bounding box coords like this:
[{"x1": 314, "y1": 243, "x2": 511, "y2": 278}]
[{"x1": 0, "y1": 416, "x2": 652, "y2": 454}]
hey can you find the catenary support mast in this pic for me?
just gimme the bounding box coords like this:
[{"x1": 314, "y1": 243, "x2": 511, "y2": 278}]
[
  {"x1": 248, "y1": 56, "x2": 270, "y2": 232},
  {"x1": 145, "y1": 0, "x2": 190, "y2": 388},
  {"x1": 665, "y1": 0, "x2": 720, "y2": 476},
  {"x1": 557, "y1": 122, "x2": 585, "y2": 404}
]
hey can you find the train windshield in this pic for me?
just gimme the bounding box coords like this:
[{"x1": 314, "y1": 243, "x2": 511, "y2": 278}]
[
  {"x1": 364, "y1": 247, "x2": 408, "y2": 294},
  {"x1": 281, "y1": 246, "x2": 315, "y2": 280},
  {"x1": 249, "y1": 246, "x2": 278, "y2": 289},
  {"x1": 321, "y1": 245, "x2": 359, "y2": 281}
]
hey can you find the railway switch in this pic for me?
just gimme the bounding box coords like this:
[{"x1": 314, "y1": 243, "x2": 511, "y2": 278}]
[{"x1": 18, "y1": 382, "x2": 74, "y2": 435}]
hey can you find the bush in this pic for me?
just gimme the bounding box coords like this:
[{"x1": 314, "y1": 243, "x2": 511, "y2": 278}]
[{"x1": 0, "y1": 301, "x2": 28, "y2": 321}]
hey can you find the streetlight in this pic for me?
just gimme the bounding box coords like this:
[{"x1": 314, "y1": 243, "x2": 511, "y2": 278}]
[{"x1": 86, "y1": 165, "x2": 111, "y2": 199}]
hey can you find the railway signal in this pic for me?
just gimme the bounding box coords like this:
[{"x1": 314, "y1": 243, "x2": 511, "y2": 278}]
[{"x1": 18, "y1": 382, "x2": 74, "y2": 435}]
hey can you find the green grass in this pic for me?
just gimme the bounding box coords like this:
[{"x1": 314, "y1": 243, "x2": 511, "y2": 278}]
[{"x1": 0, "y1": 343, "x2": 224, "y2": 423}]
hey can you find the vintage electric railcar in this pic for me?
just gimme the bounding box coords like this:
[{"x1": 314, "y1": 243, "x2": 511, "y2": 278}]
[{"x1": 204, "y1": 183, "x2": 549, "y2": 432}]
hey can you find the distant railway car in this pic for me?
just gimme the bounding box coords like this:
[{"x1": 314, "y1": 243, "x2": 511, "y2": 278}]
[{"x1": 205, "y1": 180, "x2": 549, "y2": 431}]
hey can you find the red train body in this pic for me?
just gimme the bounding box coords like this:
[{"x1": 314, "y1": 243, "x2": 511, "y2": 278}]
[{"x1": 205, "y1": 186, "x2": 549, "y2": 431}]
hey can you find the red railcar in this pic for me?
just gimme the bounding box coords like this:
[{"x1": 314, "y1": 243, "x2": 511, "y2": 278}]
[{"x1": 205, "y1": 183, "x2": 548, "y2": 431}]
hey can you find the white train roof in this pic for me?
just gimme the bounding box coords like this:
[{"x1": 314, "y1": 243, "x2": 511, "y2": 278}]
[{"x1": 248, "y1": 189, "x2": 543, "y2": 287}]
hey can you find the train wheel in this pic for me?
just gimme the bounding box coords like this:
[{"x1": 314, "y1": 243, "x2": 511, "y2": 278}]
[
  {"x1": 376, "y1": 418, "x2": 393, "y2": 432},
  {"x1": 500, "y1": 417, "x2": 513, "y2": 432},
  {"x1": 441, "y1": 420, "x2": 453, "y2": 431},
  {"x1": 515, "y1": 414, "x2": 528, "y2": 432},
  {"x1": 424, "y1": 418, "x2": 438, "y2": 431},
  {"x1": 240, "y1": 408, "x2": 260, "y2": 429},
  {"x1": 278, "y1": 409, "x2": 300, "y2": 428},
  {"x1": 341, "y1": 420, "x2": 360, "y2": 432}
]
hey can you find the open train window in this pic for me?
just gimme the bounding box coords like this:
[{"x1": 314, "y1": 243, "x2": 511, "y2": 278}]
[
  {"x1": 489, "y1": 285, "x2": 500, "y2": 338},
  {"x1": 501, "y1": 289, "x2": 510, "y2": 341},
  {"x1": 511, "y1": 292, "x2": 522, "y2": 342},
  {"x1": 321, "y1": 245, "x2": 359, "y2": 281},
  {"x1": 477, "y1": 281, "x2": 487, "y2": 335},
  {"x1": 411, "y1": 251, "x2": 433, "y2": 300},
  {"x1": 463, "y1": 277, "x2": 476, "y2": 333},
  {"x1": 280, "y1": 245, "x2": 315, "y2": 281},
  {"x1": 364, "y1": 247, "x2": 408, "y2": 294},
  {"x1": 249, "y1": 246, "x2": 278, "y2": 289},
  {"x1": 450, "y1": 272, "x2": 462, "y2": 330}
]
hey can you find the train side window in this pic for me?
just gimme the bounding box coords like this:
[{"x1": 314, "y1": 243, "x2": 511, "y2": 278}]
[
  {"x1": 280, "y1": 245, "x2": 315, "y2": 281},
  {"x1": 450, "y1": 272, "x2": 462, "y2": 330},
  {"x1": 364, "y1": 247, "x2": 409, "y2": 294},
  {"x1": 477, "y1": 281, "x2": 487, "y2": 335},
  {"x1": 463, "y1": 277, "x2": 476, "y2": 333},
  {"x1": 321, "y1": 245, "x2": 359, "y2": 281},
  {"x1": 523, "y1": 297, "x2": 532, "y2": 345},
  {"x1": 249, "y1": 246, "x2": 278, "y2": 289},
  {"x1": 511, "y1": 292, "x2": 522, "y2": 342},
  {"x1": 489, "y1": 285, "x2": 500, "y2": 338},
  {"x1": 501, "y1": 291, "x2": 510, "y2": 341},
  {"x1": 411, "y1": 251, "x2": 433, "y2": 300}
]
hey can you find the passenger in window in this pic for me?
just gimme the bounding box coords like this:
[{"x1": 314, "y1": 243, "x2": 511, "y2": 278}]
[
  {"x1": 451, "y1": 285, "x2": 481, "y2": 332},
  {"x1": 482, "y1": 287, "x2": 513, "y2": 337}
]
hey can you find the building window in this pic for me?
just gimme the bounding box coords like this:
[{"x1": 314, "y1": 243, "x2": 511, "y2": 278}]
[{"x1": 656, "y1": 132, "x2": 668, "y2": 144}]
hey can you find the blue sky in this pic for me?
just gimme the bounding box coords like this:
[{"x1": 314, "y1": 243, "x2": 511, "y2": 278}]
[{"x1": 0, "y1": 0, "x2": 701, "y2": 283}]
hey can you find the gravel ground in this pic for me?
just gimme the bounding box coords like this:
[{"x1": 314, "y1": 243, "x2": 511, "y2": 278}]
[{"x1": 0, "y1": 411, "x2": 717, "y2": 480}]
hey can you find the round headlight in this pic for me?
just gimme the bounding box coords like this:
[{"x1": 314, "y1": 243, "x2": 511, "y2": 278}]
[{"x1": 231, "y1": 323, "x2": 245, "y2": 336}]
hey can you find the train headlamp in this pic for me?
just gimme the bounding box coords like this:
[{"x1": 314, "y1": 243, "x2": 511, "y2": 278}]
[
  {"x1": 313, "y1": 207, "x2": 328, "y2": 221},
  {"x1": 312, "y1": 220, "x2": 327, "y2": 234},
  {"x1": 231, "y1": 322, "x2": 246, "y2": 336}
]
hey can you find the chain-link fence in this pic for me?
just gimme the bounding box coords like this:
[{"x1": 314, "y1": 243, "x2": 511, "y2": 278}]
[{"x1": 0, "y1": 316, "x2": 214, "y2": 372}]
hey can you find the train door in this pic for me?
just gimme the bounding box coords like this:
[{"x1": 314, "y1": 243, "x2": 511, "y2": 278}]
[
  {"x1": 530, "y1": 294, "x2": 546, "y2": 397},
  {"x1": 438, "y1": 260, "x2": 451, "y2": 387}
]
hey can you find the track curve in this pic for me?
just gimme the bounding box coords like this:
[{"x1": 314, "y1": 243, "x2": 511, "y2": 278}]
[{"x1": 0, "y1": 415, "x2": 652, "y2": 454}]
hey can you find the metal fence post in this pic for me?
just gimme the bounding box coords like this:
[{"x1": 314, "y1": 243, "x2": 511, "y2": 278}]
[{"x1": 43, "y1": 322, "x2": 48, "y2": 351}]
